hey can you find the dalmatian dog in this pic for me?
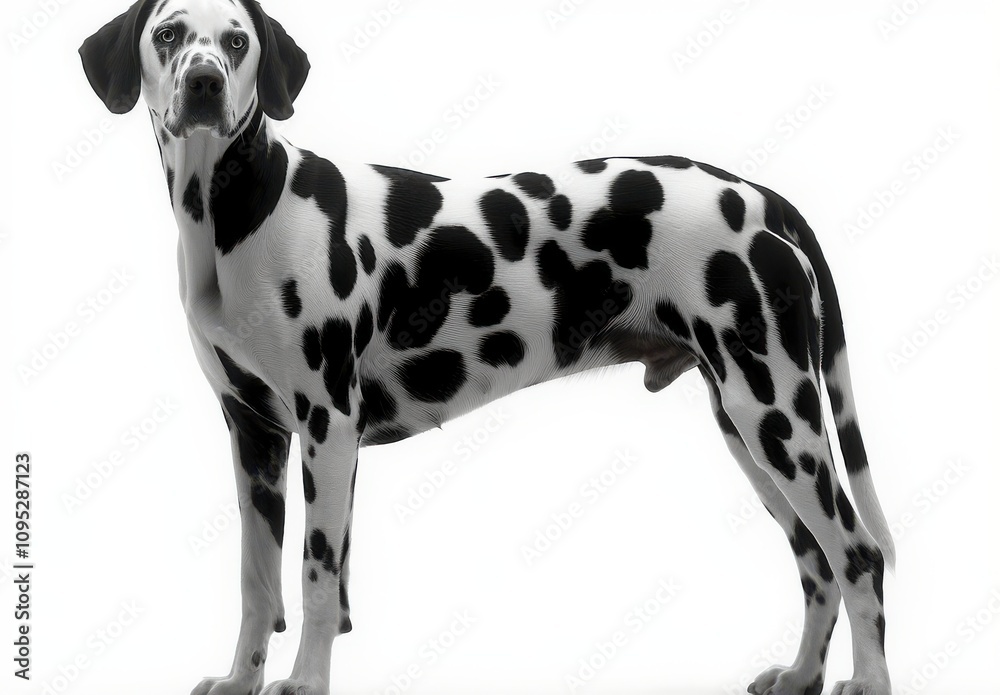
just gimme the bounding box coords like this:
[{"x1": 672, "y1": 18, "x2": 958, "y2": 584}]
[{"x1": 80, "y1": 1, "x2": 895, "y2": 693}]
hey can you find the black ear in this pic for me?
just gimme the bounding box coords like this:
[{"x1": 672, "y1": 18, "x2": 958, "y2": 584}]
[
  {"x1": 241, "y1": 1, "x2": 310, "y2": 120},
  {"x1": 79, "y1": 0, "x2": 156, "y2": 114}
]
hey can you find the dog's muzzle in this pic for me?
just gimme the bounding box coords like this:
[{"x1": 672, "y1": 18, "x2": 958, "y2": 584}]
[{"x1": 172, "y1": 64, "x2": 230, "y2": 136}]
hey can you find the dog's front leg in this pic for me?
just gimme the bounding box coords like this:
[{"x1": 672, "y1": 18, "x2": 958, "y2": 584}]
[
  {"x1": 263, "y1": 397, "x2": 360, "y2": 695},
  {"x1": 193, "y1": 396, "x2": 291, "y2": 695}
]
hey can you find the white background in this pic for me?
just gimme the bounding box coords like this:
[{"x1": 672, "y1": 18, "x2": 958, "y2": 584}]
[{"x1": 1, "y1": 0, "x2": 998, "y2": 693}]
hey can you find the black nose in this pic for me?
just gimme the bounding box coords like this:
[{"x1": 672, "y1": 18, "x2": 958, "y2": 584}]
[{"x1": 186, "y1": 66, "x2": 225, "y2": 100}]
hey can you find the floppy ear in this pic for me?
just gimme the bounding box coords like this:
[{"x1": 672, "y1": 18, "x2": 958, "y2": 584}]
[
  {"x1": 79, "y1": 0, "x2": 156, "y2": 114},
  {"x1": 241, "y1": 1, "x2": 311, "y2": 120}
]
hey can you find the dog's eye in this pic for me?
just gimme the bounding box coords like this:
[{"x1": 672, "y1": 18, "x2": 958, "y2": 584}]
[
  {"x1": 231, "y1": 35, "x2": 247, "y2": 50},
  {"x1": 158, "y1": 28, "x2": 176, "y2": 43}
]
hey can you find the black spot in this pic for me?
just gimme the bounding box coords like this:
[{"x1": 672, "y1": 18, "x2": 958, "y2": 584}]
[
  {"x1": 469, "y1": 287, "x2": 511, "y2": 327},
  {"x1": 182, "y1": 173, "x2": 204, "y2": 222},
  {"x1": 749, "y1": 185, "x2": 846, "y2": 375},
  {"x1": 308, "y1": 445, "x2": 316, "y2": 459},
  {"x1": 358, "y1": 235, "x2": 377, "y2": 274},
  {"x1": 582, "y1": 169, "x2": 664, "y2": 270},
  {"x1": 719, "y1": 188, "x2": 745, "y2": 232},
  {"x1": 828, "y1": 385, "x2": 845, "y2": 416},
  {"x1": 721, "y1": 328, "x2": 774, "y2": 404},
  {"x1": 705, "y1": 251, "x2": 767, "y2": 355},
  {"x1": 576, "y1": 158, "x2": 607, "y2": 173},
  {"x1": 281, "y1": 279, "x2": 302, "y2": 318},
  {"x1": 480, "y1": 189, "x2": 530, "y2": 262},
  {"x1": 274, "y1": 618, "x2": 286, "y2": 633},
  {"x1": 548, "y1": 195, "x2": 573, "y2": 231},
  {"x1": 294, "y1": 392, "x2": 310, "y2": 421},
  {"x1": 695, "y1": 161, "x2": 741, "y2": 183},
  {"x1": 536, "y1": 240, "x2": 632, "y2": 367},
  {"x1": 371, "y1": 164, "x2": 446, "y2": 247},
  {"x1": 360, "y1": 378, "x2": 397, "y2": 425},
  {"x1": 303, "y1": 463, "x2": 316, "y2": 504},
  {"x1": 292, "y1": 151, "x2": 357, "y2": 300},
  {"x1": 354, "y1": 303, "x2": 374, "y2": 356},
  {"x1": 377, "y1": 262, "x2": 408, "y2": 332},
  {"x1": 384, "y1": 227, "x2": 495, "y2": 350},
  {"x1": 399, "y1": 350, "x2": 466, "y2": 403},
  {"x1": 794, "y1": 380, "x2": 822, "y2": 434},
  {"x1": 251, "y1": 650, "x2": 262, "y2": 668},
  {"x1": 838, "y1": 420, "x2": 869, "y2": 474},
  {"x1": 655, "y1": 301, "x2": 691, "y2": 340},
  {"x1": 790, "y1": 519, "x2": 834, "y2": 582},
  {"x1": 758, "y1": 410, "x2": 796, "y2": 480},
  {"x1": 302, "y1": 326, "x2": 323, "y2": 370},
  {"x1": 749, "y1": 231, "x2": 814, "y2": 371},
  {"x1": 836, "y1": 486, "x2": 856, "y2": 532},
  {"x1": 309, "y1": 568, "x2": 318, "y2": 582},
  {"x1": 309, "y1": 528, "x2": 340, "y2": 575},
  {"x1": 845, "y1": 544, "x2": 885, "y2": 604},
  {"x1": 693, "y1": 319, "x2": 727, "y2": 382},
  {"x1": 221, "y1": 391, "x2": 289, "y2": 487},
  {"x1": 250, "y1": 481, "x2": 285, "y2": 546},
  {"x1": 876, "y1": 613, "x2": 886, "y2": 654},
  {"x1": 798, "y1": 452, "x2": 818, "y2": 476},
  {"x1": 212, "y1": 109, "x2": 288, "y2": 254},
  {"x1": 215, "y1": 348, "x2": 281, "y2": 428},
  {"x1": 513, "y1": 172, "x2": 556, "y2": 199},
  {"x1": 308, "y1": 406, "x2": 330, "y2": 444},
  {"x1": 636, "y1": 155, "x2": 693, "y2": 169},
  {"x1": 815, "y1": 462, "x2": 836, "y2": 518},
  {"x1": 802, "y1": 576, "x2": 818, "y2": 599},
  {"x1": 320, "y1": 318, "x2": 354, "y2": 416},
  {"x1": 805, "y1": 676, "x2": 824, "y2": 695},
  {"x1": 480, "y1": 331, "x2": 526, "y2": 368}
]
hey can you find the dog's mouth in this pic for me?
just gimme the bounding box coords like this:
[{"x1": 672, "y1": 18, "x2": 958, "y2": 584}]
[{"x1": 165, "y1": 102, "x2": 236, "y2": 139}]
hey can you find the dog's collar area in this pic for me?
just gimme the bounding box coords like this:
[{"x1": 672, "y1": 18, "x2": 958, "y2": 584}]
[{"x1": 229, "y1": 99, "x2": 263, "y2": 140}]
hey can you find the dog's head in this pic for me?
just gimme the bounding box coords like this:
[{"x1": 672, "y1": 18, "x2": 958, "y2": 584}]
[{"x1": 80, "y1": 0, "x2": 309, "y2": 138}]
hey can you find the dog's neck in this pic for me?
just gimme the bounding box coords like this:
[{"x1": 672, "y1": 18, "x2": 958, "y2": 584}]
[{"x1": 152, "y1": 101, "x2": 267, "y2": 314}]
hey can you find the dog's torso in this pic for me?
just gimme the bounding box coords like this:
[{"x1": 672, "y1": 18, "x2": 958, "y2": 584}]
[{"x1": 183, "y1": 119, "x2": 788, "y2": 448}]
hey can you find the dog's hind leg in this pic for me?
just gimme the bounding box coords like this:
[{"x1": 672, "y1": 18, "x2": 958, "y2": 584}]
[
  {"x1": 703, "y1": 369, "x2": 839, "y2": 695},
  {"x1": 193, "y1": 395, "x2": 291, "y2": 695}
]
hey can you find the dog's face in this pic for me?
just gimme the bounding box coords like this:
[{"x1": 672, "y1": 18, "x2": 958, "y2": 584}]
[
  {"x1": 80, "y1": 0, "x2": 310, "y2": 137},
  {"x1": 139, "y1": 0, "x2": 259, "y2": 138}
]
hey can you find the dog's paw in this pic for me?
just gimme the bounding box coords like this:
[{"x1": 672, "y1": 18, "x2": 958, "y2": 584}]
[
  {"x1": 191, "y1": 674, "x2": 264, "y2": 695},
  {"x1": 260, "y1": 679, "x2": 328, "y2": 695},
  {"x1": 748, "y1": 665, "x2": 823, "y2": 695},
  {"x1": 830, "y1": 675, "x2": 891, "y2": 695}
]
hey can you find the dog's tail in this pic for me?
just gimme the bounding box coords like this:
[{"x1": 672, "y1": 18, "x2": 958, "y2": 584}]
[{"x1": 751, "y1": 184, "x2": 896, "y2": 572}]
